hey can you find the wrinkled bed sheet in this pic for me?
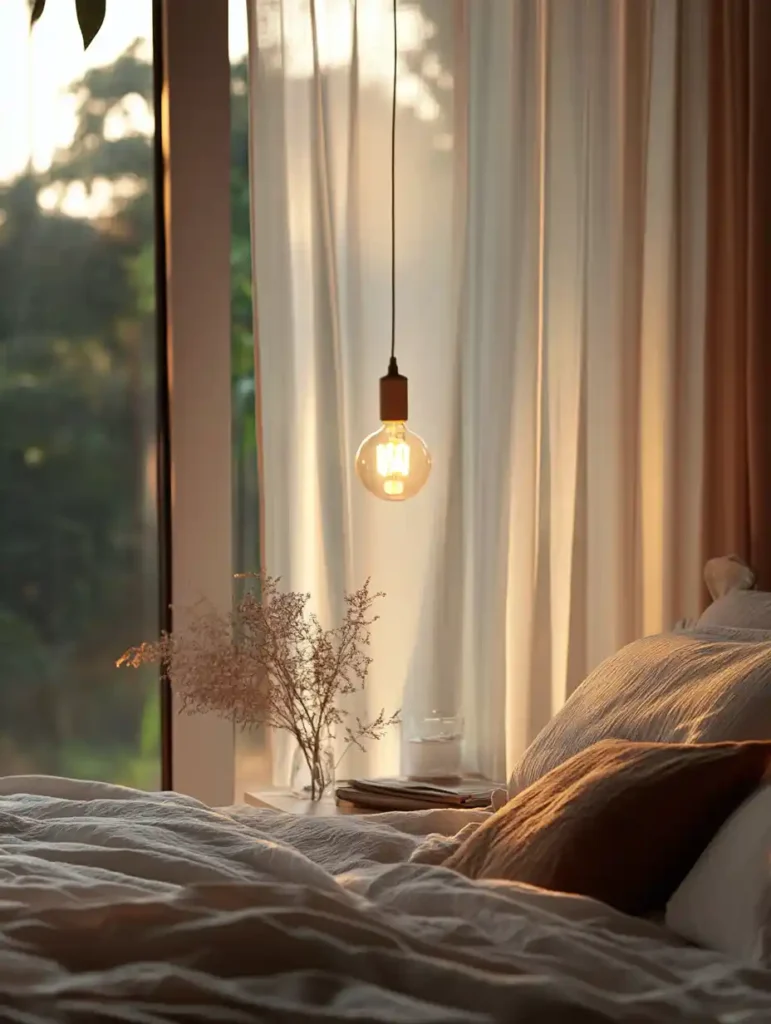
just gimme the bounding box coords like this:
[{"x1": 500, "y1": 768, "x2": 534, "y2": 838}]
[{"x1": 0, "y1": 777, "x2": 768, "y2": 1022}]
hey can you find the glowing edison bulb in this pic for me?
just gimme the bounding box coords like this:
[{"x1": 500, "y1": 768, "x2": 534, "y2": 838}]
[
  {"x1": 356, "y1": 357, "x2": 431, "y2": 501},
  {"x1": 356, "y1": 420, "x2": 432, "y2": 501}
]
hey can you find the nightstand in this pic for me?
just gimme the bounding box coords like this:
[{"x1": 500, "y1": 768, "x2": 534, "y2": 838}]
[{"x1": 243, "y1": 788, "x2": 356, "y2": 816}]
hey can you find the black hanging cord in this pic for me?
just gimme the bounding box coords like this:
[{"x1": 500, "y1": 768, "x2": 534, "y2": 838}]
[{"x1": 389, "y1": 0, "x2": 397, "y2": 366}]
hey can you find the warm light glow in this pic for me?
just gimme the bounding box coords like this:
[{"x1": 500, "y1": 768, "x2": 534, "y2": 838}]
[
  {"x1": 376, "y1": 436, "x2": 410, "y2": 478},
  {"x1": 355, "y1": 421, "x2": 431, "y2": 502}
]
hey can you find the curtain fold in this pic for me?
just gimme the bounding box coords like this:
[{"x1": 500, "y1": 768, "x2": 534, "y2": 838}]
[
  {"x1": 248, "y1": 0, "x2": 711, "y2": 784},
  {"x1": 703, "y1": 0, "x2": 771, "y2": 591}
]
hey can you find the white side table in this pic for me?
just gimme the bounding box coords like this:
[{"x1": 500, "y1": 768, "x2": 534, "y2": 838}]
[{"x1": 244, "y1": 788, "x2": 353, "y2": 816}]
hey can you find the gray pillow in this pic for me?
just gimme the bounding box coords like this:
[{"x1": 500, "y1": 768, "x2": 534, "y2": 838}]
[
  {"x1": 698, "y1": 590, "x2": 771, "y2": 632},
  {"x1": 509, "y1": 626, "x2": 771, "y2": 796}
]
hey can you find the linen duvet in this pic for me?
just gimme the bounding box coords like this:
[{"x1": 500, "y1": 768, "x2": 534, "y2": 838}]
[{"x1": 0, "y1": 775, "x2": 767, "y2": 1023}]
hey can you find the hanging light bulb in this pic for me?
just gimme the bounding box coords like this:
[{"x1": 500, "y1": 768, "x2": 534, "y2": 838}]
[
  {"x1": 355, "y1": 357, "x2": 431, "y2": 501},
  {"x1": 354, "y1": 0, "x2": 430, "y2": 499},
  {"x1": 355, "y1": 0, "x2": 432, "y2": 502}
]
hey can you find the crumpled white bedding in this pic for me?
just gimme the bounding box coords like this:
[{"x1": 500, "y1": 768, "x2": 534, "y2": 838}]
[{"x1": 0, "y1": 776, "x2": 769, "y2": 1022}]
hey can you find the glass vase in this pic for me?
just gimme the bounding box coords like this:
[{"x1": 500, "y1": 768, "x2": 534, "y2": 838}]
[{"x1": 289, "y1": 733, "x2": 335, "y2": 802}]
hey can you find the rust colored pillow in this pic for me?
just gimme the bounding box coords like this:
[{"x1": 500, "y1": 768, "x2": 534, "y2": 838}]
[{"x1": 443, "y1": 739, "x2": 771, "y2": 916}]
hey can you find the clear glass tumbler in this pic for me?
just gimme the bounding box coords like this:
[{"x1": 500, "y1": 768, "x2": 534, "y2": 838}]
[{"x1": 402, "y1": 713, "x2": 463, "y2": 780}]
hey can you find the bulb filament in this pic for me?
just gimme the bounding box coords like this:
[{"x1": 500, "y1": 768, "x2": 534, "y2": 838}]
[{"x1": 376, "y1": 422, "x2": 410, "y2": 496}]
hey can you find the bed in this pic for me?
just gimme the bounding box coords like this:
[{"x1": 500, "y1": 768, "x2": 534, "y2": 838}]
[
  {"x1": 1, "y1": 774, "x2": 769, "y2": 1023},
  {"x1": 6, "y1": 559, "x2": 771, "y2": 1021}
]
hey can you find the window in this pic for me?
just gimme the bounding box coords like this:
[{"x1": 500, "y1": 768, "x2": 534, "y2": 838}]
[
  {"x1": 0, "y1": 0, "x2": 160, "y2": 785},
  {"x1": 231, "y1": 1, "x2": 258, "y2": 587},
  {"x1": 230, "y1": 0, "x2": 271, "y2": 794}
]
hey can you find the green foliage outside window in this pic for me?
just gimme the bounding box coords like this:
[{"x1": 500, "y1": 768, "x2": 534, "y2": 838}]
[{"x1": 0, "y1": 42, "x2": 254, "y2": 785}]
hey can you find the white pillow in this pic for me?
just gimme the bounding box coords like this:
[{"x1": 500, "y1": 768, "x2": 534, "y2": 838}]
[
  {"x1": 698, "y1": 589, "x2": 771, "y2": 632},
  {"x1": 509, "y1": 626, "x2": 771, "y2": 795},
  {"x1": 666, "y1": 782, "x2": 771, "y2": 962}
]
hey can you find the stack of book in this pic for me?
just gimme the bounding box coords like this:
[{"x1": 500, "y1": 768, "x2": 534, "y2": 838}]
[{"x1": 335, "y1": 776, "x2": 500, "y2": 813}]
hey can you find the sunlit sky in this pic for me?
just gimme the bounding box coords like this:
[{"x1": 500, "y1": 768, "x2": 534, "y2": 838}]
[
  {"x1": 0, "y1": 0, "x2": 248, "y2": 186},
  {"x1": 0, "y1": 0, "x2": 443, "y2": 214}
]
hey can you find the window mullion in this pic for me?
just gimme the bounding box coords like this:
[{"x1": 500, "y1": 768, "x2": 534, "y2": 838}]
[{"x1": 162, "y1": 0, "x2": 235, "y2": 805}]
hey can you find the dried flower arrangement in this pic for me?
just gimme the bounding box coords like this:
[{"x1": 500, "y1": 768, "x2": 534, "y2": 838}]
[{"x1": 117, "y1": 575, "x2": 399, "y2": 800}]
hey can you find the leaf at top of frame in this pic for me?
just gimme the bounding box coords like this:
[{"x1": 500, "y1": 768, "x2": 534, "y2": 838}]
[
  {"x1": 30, "y1": 0, "x2": 47, "y2": 25},
  {"x1": 76, "y1": 0, "x2": 107, "y2": 49}
]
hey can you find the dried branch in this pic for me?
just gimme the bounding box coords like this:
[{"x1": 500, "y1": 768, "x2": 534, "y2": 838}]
[{"x1": 117, "y1": 575, "x2": 399, "y2": 800}]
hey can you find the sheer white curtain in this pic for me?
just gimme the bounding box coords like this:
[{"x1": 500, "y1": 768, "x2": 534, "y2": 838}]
[{"x1": 247, "y1": 0, "x2": 708, "y2": 784}]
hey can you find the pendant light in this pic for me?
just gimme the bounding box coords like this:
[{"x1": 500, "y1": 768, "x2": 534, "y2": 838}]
[{"x1": 355, "y1": 0, "x2": 432, "y2": 502}]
